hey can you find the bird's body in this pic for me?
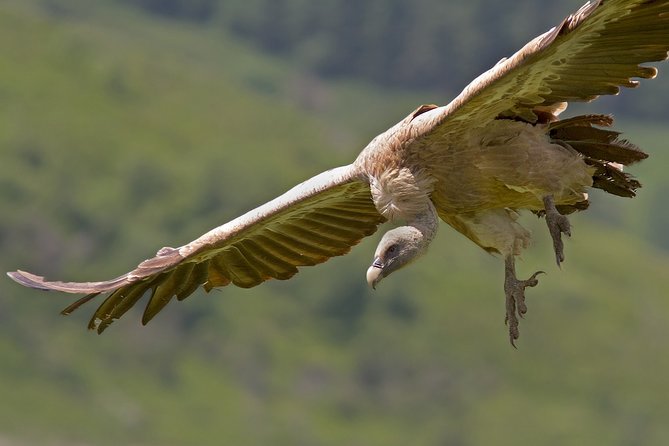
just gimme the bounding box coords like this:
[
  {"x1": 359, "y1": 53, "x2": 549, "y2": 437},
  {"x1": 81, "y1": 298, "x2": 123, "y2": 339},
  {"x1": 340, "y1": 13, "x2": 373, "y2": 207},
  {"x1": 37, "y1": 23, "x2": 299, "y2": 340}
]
[
  {"x1": 426, "y1": 119, "x2": 592, "y2": 214},
  {"x1": 8, "y1": 0, "x2": 669, "y2": 343},
  {"x1": 361, "y1": 113, "x2": 591, "y2": 223}
]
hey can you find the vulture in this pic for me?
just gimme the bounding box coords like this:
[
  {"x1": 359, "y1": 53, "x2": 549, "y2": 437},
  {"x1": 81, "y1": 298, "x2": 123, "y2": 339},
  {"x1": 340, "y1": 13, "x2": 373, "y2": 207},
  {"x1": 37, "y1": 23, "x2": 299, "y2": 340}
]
[{"x1": 7, "y1": 0, "x2": 669, "y2": 345}]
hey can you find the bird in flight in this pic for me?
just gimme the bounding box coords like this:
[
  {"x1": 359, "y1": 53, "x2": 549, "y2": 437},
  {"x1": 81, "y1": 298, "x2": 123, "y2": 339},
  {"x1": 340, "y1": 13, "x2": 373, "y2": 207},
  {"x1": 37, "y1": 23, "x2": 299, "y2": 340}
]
[{"x1": 8, "y1": 0, "x2": 669, "y2": 345}]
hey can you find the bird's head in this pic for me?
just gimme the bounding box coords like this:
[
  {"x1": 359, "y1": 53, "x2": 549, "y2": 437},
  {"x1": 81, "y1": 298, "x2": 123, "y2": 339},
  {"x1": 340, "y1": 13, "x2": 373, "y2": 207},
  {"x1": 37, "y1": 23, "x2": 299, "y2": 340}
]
[{"x1": 366, "y1": 225, "x2": 430, "y2": 289}]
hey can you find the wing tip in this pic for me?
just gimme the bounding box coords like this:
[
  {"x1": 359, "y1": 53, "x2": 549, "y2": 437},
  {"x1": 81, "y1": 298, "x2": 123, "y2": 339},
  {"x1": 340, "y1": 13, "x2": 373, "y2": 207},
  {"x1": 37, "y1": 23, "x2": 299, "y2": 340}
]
[{"x1": 7, "y1": 270, "x2": 52, "y2": 291}]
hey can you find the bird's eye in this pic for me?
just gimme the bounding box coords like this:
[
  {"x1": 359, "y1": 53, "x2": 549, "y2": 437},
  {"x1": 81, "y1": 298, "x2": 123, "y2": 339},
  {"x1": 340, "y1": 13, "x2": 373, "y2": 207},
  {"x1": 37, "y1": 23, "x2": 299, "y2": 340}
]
[{"x1": 387, "y1": 245, "x2": 397, "y2": 254}]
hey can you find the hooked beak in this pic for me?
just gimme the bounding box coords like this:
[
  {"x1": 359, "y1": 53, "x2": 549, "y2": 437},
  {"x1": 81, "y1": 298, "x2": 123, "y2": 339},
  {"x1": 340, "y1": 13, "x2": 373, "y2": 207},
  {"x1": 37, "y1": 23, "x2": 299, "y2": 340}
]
[{"x1": 366, "y1": 257, "x2": 384, "y2": 290}]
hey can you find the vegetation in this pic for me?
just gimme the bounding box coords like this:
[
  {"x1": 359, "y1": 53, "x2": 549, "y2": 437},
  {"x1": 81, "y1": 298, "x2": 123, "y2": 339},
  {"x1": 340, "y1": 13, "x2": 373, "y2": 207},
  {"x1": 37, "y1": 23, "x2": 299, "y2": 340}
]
[
  {"x1": 1, "y1": 1, "x2": 669, "y2": 445},
  {"x1": 116, "y1": 0, "x2": 669, "y2": 120}
]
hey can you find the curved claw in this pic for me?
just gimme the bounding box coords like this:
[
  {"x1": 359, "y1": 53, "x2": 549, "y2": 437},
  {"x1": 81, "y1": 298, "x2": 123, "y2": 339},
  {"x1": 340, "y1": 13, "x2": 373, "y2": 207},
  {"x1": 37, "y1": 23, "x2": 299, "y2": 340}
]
[
  {"x1": 525, "y1": 270, "x2": 545, "y2": 287},
  {"x1": 543, "y1": 195, "x2": 572, "y2": 266}
]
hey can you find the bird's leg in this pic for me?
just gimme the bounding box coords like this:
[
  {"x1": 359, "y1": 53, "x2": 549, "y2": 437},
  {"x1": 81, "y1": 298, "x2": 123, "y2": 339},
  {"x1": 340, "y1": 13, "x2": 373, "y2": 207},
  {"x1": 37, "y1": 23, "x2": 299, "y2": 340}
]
[
  {"x1": 543, "y1": 195, "x2": 571, "y2": 266},
  {"x1": 504, "y1": 255, "x2": 544, "y2": 347}
]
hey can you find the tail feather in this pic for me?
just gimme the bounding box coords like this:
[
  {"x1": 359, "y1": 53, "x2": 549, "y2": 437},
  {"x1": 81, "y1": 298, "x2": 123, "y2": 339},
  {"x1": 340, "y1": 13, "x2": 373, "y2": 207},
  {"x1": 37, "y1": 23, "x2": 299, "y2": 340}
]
[
  {"x1": 585, "y1": 158, "x2": 643, "y2": 198},
  {"x1": 550, "y1": 114, "x2": 648, "y2": 200}
]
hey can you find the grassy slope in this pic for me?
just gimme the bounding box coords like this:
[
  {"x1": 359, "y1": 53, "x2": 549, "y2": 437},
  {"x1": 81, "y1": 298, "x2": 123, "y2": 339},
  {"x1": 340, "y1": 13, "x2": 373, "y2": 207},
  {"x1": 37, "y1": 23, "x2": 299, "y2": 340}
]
[{"x1": 1, "y1": 1, "x2": 669, "y2": 445}]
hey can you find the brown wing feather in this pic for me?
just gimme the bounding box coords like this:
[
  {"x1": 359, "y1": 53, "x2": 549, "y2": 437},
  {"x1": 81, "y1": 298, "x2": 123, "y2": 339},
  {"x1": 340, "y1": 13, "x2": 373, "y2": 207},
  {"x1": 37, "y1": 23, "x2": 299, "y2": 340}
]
[
  {"x1": 410, "y1": 0, "x2": 669, "y2": 139},
  {"x1": 7, "y1": 165, "x2": 385, "y2": 333}
]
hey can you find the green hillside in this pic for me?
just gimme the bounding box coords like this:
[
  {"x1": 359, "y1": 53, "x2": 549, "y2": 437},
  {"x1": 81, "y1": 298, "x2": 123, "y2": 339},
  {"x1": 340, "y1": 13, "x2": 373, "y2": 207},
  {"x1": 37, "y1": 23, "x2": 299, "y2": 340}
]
[{"x1": 2, "y1": 1, "x2": 669, "y2": 445}]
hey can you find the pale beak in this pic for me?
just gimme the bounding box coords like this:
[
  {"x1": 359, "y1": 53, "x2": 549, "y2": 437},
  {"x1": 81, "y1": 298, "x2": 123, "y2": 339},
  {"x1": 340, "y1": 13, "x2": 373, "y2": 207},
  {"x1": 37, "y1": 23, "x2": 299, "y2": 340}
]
[{"x1": 366, "y1": 257, "x2": 384, "y2": 290}]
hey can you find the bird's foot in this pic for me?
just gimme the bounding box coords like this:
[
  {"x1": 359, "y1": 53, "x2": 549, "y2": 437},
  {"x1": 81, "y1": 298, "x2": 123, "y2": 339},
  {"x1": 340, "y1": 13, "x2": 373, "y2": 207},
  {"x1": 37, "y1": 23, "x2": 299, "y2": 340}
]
[
  {"x1": 543, "y1": 195, "x2": 571, "y2": 266},
  {"x1": 504, "y1": 257, "x2": 544, "y2": 348}
]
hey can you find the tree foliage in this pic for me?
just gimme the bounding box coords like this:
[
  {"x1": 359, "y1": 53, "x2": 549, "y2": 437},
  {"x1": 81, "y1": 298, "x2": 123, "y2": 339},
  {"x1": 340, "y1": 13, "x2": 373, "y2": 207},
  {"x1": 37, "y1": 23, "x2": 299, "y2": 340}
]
[
  {"x1": 113, "y1": 0, "x2": 669, "y2": 118},
  {"x1": 121, "y1": 0, "x2": 586, "y2": 90}
]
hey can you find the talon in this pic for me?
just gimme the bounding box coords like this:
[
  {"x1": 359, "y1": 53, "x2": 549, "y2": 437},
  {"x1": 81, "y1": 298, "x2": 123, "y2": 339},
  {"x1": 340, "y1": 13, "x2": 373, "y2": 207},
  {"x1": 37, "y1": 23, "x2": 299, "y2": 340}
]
[
  {"x1": 509, "y1": 329, "x2": 519, "y2": 349},
  {"x1": 505, "y1": 310, "x2": 519, "y2": 348},
  {"x1": 543, "y1": 195, "x2": 571, "y2": 266},
  {"x1": 526, "y1": 270, "x2": 545, "y2": 287}
]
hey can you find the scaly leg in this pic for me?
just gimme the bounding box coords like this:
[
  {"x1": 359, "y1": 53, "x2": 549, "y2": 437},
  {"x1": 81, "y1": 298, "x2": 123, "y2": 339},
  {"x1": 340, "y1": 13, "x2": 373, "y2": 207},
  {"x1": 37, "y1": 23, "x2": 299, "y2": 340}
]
[
  {"x1": 543, "y1": 195, "x2": 571, "y2": 266},
  {"x1": 504, "y1": 256, "x2": 544, "y2": 347}
]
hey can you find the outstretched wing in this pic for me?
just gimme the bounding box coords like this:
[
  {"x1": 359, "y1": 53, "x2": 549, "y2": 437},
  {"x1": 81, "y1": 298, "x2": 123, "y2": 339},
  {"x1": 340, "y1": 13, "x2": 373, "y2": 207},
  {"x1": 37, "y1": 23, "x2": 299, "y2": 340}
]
[
  {"x1": 8, "y1": 164, "x2": 385, "y2": 333},
  {"x1": 411, "y1": 0, "x2": 669, "y2": 142}
]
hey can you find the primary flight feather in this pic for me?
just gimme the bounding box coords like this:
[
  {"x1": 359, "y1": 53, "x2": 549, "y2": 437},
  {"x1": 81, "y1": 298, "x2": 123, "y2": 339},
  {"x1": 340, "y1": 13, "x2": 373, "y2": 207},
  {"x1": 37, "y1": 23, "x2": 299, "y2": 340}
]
[{"x1": 8, "y1": 0, "x2": 669, "y2": 344}]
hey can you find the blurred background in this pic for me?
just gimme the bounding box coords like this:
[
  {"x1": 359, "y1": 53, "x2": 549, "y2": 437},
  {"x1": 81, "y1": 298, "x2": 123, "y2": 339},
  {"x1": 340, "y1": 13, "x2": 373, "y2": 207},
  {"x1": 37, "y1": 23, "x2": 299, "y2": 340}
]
[{"x1": 1, "y1": 0, "x2": 669, "y2": 444}]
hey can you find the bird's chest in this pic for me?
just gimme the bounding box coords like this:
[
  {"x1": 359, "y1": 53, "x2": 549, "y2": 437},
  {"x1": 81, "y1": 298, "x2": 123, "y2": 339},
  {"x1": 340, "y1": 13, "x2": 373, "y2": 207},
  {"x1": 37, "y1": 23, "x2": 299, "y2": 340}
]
[{"x1": 368, "y1": 167, "x2": 435, "y2": 221}]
